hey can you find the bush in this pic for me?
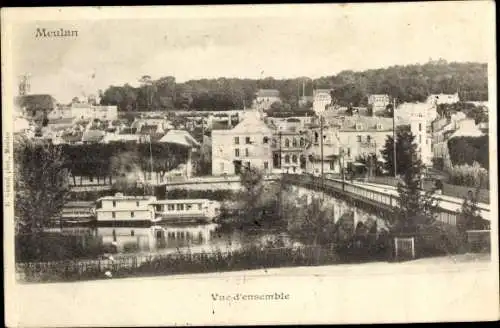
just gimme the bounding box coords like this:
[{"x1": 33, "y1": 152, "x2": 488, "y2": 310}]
[{"x1": 446, "y1": 161, "x2": 489, "y2": 189}]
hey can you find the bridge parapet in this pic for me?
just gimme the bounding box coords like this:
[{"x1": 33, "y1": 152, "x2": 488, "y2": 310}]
[{"x1": 281, "y1": 174, "x2": 480, "y2": 226}]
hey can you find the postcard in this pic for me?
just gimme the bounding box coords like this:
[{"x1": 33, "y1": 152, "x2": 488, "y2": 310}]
[{"x1": 2, "y1": 2, "x2": 498, "y2": 326}]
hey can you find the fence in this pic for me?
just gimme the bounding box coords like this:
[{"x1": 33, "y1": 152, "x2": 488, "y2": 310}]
[
  {"x1": 361, "y1": 176, "x2": 490, "y2": 204},
  {"x1": 466, "y1": 230, "x2": 490, "y2": 252},
  {"x1": 394, "y1": 237, "x2": 416, "y2": 261},
  {"x1": 16, "y1": 245, "x2": 340, "y2": 283},
  {"x1": 284, "y1": 174, "x2": 461, "y2": 226}
]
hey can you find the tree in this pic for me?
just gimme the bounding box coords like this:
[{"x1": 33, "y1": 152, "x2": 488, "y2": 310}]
[
  {"x1": 355, "y1": 153, "x2": 382, "y2": 177},
  {"x1": 109, "y1": 151, "x2": 144, "y2": 193},
  {"x1": 14, "y1": 141, "x2": 70, "y2": 255},
  {"x1": 381, "y1": 130, "x2": 417, "y2": 176},
  {"x1": 393, "y1": 151, "x2": 440, "y2": 234},
  {"x1": 285, "y1": 193, "x2": 336, "y2": 246}
]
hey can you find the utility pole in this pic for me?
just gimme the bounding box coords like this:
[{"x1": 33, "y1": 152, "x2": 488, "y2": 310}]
[
  {"x1": 392, "y1": 97, "x2": 397, "y2": 178},
  {"x1": 320, "y1": 115, "x2": 324, "y2": 191},
  {"x1": 149, "y1": 136, "x2": 154, "y2": 195}
]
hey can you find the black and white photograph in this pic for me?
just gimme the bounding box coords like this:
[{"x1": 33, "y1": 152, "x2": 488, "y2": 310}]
[{"x1": 2, "y1": 2, "x2": 498, "y2": 326}]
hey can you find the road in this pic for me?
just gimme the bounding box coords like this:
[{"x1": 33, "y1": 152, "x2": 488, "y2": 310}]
[
  {"x1": 8, "y1": 254, "x2": 497, "y2": 326},
  {"x1": 341, "y1": 179, "x2": 491, "y2": 221}
]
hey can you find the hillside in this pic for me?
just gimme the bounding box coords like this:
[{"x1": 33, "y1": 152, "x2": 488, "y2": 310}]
[{"x1": 100, "y1": 60, "x2": 488, "y2": 112}]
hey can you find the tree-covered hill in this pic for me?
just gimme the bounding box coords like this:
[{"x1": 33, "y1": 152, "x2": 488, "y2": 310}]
[{"x1": 100, "y1": 59, "x2": 487, "y2": 112}]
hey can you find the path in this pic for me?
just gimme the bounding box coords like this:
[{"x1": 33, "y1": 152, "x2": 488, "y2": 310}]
[{"x1": 8, "y1": 254, "x2": 497, "y2": 327}]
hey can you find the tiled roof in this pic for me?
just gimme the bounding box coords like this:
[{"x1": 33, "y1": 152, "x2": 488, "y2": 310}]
[
  {"x1": 140, "y1": 125, "x2": 159, "y2": 135},
  {"x1": 327, "y1": 116, "x2": 394, "y2": 132},
  {"x1": 158, "y1": 130, "x2": 200, "y2": 147},
  {"x1": 82, "y1": 130, "x2": 105, "y2": 143},
  {"x1": 61, "y1": 133, "x2": 83, "y2": 143}
]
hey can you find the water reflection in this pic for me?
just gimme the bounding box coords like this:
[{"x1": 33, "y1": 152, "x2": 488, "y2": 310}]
[{"x1": 50, "y1": 223, "x2": 290, "y2": 257}]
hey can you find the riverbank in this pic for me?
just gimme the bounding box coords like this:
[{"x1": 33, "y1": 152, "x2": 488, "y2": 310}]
[{"x1": 8, "y1": 254, "x2": 497, "y2": 327}]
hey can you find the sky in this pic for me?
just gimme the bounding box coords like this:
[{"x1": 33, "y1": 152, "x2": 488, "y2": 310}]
[{"x1": 7, "y1": 2, "x2": 495, "y2": 103}]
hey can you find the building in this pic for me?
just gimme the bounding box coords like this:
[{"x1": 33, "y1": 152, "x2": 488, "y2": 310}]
[
  {"x1": 70, "y1": 103, "x2": 118, "y2": 121},
  {"x1": 305, "y1": 116, "x2": 395, "y2": 174},
  {"x1": 396, "y1": 102, "x2": 437, "y2": 123},
  {"x1": 211, "y1": 110, "x2": 273, "y2": 175},
  {"x1": 101, "y1": 133, "x2": 150, "y2": 144},
  {"x1": 95, "y1": 193, "x2": 157, "y2": 223},
  {"x1": 81, "y1": 129, "x2": 106, "y2": 144},
  {"x1": 368, "y1": 94, "x2": 390, "y2": 112},
  {"x1": 305, "y1": 123, "x2": 341, "y2": 175},
  {"x1": 270, "y1": 120, "x2": 308, "y2": 174},
  {"x1": 313, "y1": 89, "x2": 332, "y2": 115},
  {"x1": 409, "y1": 114, "x2": 432, "y2": 166},
  {"x1": 253, "y1": 89, "x2": 281, "y2": 112},
  {"x1": 427, "y1": 93, "x2": 460, "y2": 106},
  {"x1": 158, "y1": 130, "x2": 200, "y2": 178},
  {"x1": 431, "y1": 114, "x2": 481, "y2": 169}
]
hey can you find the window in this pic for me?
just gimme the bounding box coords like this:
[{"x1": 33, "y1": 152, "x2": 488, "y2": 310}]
[
  {"x1": 136, "y1": 201, "x2": 140, "y2": 207},
  {"x1": 131, "y1": 211, "x2": 135, "y2": 218},
  {"x1": 272, "y1": 138, "x2": 277, "y2": 147},
  {"x1": 168, "y1": 204, "x2": 175, "y2": 211},
  {"x1": 131, "y1": 230, "x2": 135, "y2": 236},
  {"x1": 347, "y1": 148, "x2": 351, "y2": 157},
  {"x1": 263, "y1": 137, "x2": 269, "y2": 144},
  {"x1": 419, "y1": 123, "x2": 422, "y2": 132},
  {"x1": 285, "y1": 138, "x2": 290, "y2": 147},
  {"x1": 112, "y1": 212, "x2": 116, "y2": 219},
  {"x1": 176, "y1": 204, "x2": 184, "y2": 211},
  {"x1": 330, "y1": 161, "x2": 335, "y2": 170},
  {"x1": 292, "y1": 138, "x2": 298, "y2": 147},
  {"x1": 264, "y1": 161, "x2": 269, "y2": 169},
  {"x1": 314, "y1": 132, "x2": 319, "y2": 143},
  {"x1": 300, "y1": 137, "x2": 305, "y2": 147},
  {"x1": 246, "y1": 162, "x2": 251, "y2": 169},
  {"x1": 112, "y1": 201, "x2": 116, "y2": 207},
  {"x1": 245, "y1": 148, "x2": 249, "y2": 157},
  {"x1": 292, "y1": 155, "x2": 298, "y2": 163},
  {"x1": 186, "y1": 204, "x2": 192, "y2": 210},
  {"x1": 245, "y1": 137, "x2": 251, "y2": 144},
  {"x1": 234, "y1": 137, "x2": 239, "y2": 145},
  {"x1": 235, "y1": 148, "x2": 240, "y2": 157},
  {"x1": 357, "y1": 135, "x2": 362, "y2": 142},
  {"x1": 285, "y1": 155, "x2": 290, "y2": 163},
  {"x1": 366, "y1": 135, "x2": 371, "y2": 143},
  {"x1": 198, "y1": 204, "x2": 202, "y2": 210},
  {"x1": 356, "y1": 123, "x2": 363, "y2": 130}
]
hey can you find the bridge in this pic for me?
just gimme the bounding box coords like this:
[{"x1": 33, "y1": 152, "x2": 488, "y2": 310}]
[{"x1": 69, "y1": 173, "x2": 491, "y2": 225}]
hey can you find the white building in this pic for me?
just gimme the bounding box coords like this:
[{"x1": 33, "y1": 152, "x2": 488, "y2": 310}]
[
  {"x1": 313, "y1": 89, "x2": 332, "y2": 115},
  {"x1": 410, "y1": 114, "x2": 432, "y2": 166},
  {"x1": 426, "y1": 93, "x2": 460, "y2": 106},
  {"x1": 448, "y1": 119, "x2": 484, "y2": 139},
  {"x1": 367, "y1": 94, "x2": 390, "y2": 112},
  {"x1": 70, "y1": 103, "x2": 118, "y2": 121},
  {"x1": 253, "y1": 89, "x2": 281, "y2": 112},
  {"x1": 211, "y1": 110, "x2": 273, "y2": 175},
  {"x1": 95, "y1": 193, "x2": 157, "y2": 223},
  {"x1": 396, "y1": 102, "x2": 437, "y2": 123}
]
